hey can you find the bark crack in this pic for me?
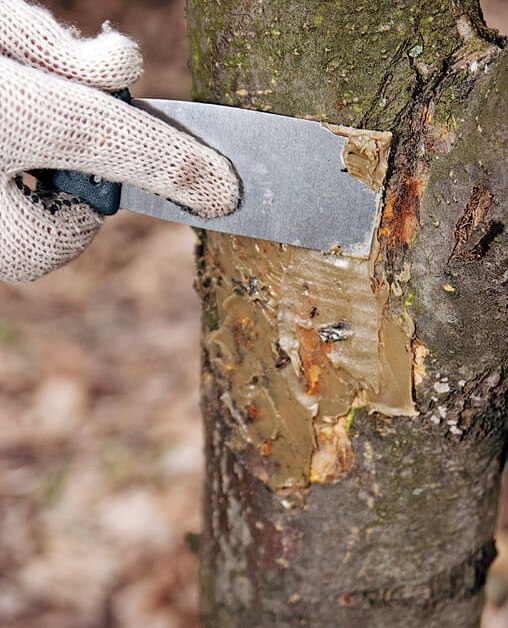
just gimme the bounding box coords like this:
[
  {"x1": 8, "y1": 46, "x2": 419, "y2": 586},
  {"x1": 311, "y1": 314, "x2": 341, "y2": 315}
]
[
  {"x1": 449, "y1": 181, "x2": 502, "y2": 261},
  {"x1": 359, "y1": 39, "x2": 413, "y2": 130}
]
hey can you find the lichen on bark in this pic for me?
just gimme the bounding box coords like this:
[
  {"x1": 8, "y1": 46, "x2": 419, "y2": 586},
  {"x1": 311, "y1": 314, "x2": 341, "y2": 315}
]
[{"x1": 188, "y1": 0, "x2": 498, "y2": 127}]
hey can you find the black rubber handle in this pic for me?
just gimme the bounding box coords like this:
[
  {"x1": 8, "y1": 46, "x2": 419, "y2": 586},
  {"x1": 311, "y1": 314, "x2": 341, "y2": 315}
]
[{"x1": 31, "y1": 88, "x2": 131, "y2": 216}]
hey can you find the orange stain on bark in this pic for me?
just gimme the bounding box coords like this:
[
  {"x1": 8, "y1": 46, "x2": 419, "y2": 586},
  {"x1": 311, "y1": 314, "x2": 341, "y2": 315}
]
[
  {"x1": 247, "y1": 404, "x2": 259, "y2": 420},
  {"x1": 261, "y1": 440, "x2": 272, "y2": 456},
  {"x1": 380, "y1": 166, "x2": 425, "y2": 248},
  {"x1": 234, "y1": 316, "x2": 257, "y2": 349},
  {"x1": 298, "y1": 328, "x2": 329, "y2": 395}
]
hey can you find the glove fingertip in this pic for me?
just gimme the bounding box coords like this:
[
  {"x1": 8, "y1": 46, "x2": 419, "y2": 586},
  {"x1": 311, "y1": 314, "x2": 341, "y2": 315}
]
[{"x1": 175, "y1": 154, "x2": 241, "y2": 220}]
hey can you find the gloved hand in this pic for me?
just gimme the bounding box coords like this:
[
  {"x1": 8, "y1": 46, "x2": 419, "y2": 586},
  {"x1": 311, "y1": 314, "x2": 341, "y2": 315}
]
[{"x1": 0, "y1": 0, "x2": 239, "y2": 283}]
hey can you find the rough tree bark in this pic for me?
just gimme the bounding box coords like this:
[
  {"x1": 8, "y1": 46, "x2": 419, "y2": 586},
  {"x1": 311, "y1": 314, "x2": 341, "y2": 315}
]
[{"x1": 187, "y1": 1, "x2": 507, "y2": 626}]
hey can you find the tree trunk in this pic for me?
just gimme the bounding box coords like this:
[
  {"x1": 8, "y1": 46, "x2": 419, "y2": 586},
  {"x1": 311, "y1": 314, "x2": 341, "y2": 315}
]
[{"x1": 186, "y1": 1, "x2": 507, "y2": 626}]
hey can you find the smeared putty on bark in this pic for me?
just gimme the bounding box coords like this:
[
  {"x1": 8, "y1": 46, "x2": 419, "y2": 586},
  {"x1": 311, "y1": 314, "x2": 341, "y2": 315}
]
[
  {"x1": 206, "y1": 236, "x2": 415, "y2": 491},
  {"x1": 203, "y1": 124, "x2": 414, "y2": 491}
]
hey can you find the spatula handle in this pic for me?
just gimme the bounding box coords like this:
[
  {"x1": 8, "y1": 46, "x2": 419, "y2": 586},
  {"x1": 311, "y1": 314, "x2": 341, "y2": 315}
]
[{"x1": 30, "y1": 89, "x2": 131, "y2": 216}]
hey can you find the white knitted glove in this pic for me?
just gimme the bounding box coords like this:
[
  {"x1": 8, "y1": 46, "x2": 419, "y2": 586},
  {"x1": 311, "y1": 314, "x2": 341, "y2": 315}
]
[{"x1": 0, "y1": 0, "x2": 239, "y2": 283}]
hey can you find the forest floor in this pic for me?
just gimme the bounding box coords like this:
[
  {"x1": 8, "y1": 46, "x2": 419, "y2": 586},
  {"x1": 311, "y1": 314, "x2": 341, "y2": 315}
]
[{"x1": 0, "y1": 1, "x2": 506, "y2": 627}]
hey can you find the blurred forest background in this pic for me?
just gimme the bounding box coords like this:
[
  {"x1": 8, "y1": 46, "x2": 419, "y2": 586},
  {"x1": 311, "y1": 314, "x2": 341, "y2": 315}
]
[{"x1": 0, "y1": 1, "x2": 506, "y2": 627}]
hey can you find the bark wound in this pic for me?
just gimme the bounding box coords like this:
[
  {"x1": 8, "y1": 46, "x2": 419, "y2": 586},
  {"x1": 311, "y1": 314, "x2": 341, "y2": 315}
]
[
  {"x1": 205, "y1": 235, "x2": 416, "y2": 491},
  {"x1": 450, "y1": 181, "x2": 502, "y2": 260},
  {"x1": 380, "y1": 164, "x2": 426, "y2": 249},
  {"x1": 202, "y1": 126, "x2": 419, "y2": 491}
]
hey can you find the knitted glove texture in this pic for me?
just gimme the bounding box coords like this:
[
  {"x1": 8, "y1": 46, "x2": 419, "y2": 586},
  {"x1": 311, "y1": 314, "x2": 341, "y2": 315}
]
[{"x1": 0, "y1": 0, "x2": 239, "y2": 282}]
